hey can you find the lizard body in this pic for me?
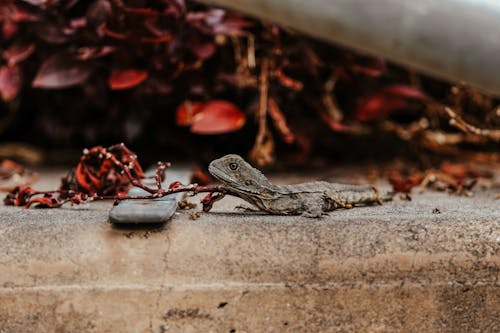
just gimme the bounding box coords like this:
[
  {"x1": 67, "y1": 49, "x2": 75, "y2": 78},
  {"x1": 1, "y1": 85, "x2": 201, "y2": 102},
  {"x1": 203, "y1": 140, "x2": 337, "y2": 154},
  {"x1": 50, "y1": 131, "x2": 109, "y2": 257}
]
[{"x1": 208, "y1": 154, "x2": 391, "y2": 217}]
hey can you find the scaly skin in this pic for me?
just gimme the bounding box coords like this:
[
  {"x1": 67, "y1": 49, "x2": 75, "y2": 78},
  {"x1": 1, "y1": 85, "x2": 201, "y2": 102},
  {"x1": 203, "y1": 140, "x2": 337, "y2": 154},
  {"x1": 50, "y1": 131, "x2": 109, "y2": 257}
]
[{"x1": 208, "y1": 154, "x2": 392, "y2": 217}]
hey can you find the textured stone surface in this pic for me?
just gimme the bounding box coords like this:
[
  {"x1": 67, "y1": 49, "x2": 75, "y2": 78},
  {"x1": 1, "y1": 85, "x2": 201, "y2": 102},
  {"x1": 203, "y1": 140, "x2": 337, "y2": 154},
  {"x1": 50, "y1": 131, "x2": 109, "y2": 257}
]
[
  {"x1": 0, "y1": 169, "x2": 498, "y2": 332},
  {"x1": 109, "y1": 168, "x2": 192, "y2": 224}
]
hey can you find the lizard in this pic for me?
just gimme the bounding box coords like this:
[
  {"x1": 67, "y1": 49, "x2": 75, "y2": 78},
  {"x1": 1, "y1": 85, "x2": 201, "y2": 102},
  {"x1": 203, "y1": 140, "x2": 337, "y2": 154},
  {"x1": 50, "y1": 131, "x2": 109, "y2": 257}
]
[{"x1": 207, "y1": 154, "x2": 392, "y2": 218}]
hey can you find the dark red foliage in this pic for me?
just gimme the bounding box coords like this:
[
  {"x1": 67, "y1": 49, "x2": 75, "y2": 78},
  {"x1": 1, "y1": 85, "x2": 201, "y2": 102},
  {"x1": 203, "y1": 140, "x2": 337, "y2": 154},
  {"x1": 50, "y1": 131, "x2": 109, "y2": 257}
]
[
  {"x1": 0, "y1": 65, "x2": 22, "y2": 101},
  {"x1": 388, "y1": 171, "x2": 423, "y2": 193},
  {"x1": 108, "y1": 69, "x2": 148, "y2": 90},
  {"x1": 32, "y1": 53, "x2": 93, "y2": 88},
  {"x1": 355, "y1": 85, "x2": 428, "y2": 121},
  {"x1": 3, "y1": 42, "x2": 35, "y2": 66},
  {"x1": 24, "y1": 193, "x2": 64, "y2": 208},
  {"x1": 4, "y1": 143, "x2": 146, "y2": 207},
  {"x1": 440, "y1": 162, "x2": 478, "y2": 180},
  {"x1": 168, "y1": 181, "x2": 183, "y2": 189},
  {"x1": 0, "y1": 0, "x2": 496, "y2": 165},
  {"x1": 63, "y1": 143, "x2": 144, "y2": 196},
  {"x1": 176, "y1": 100, "x2": 246, "y2": 134},
  {"x1": 3, "y1": 186, "x2": 37, "y2": 206}
]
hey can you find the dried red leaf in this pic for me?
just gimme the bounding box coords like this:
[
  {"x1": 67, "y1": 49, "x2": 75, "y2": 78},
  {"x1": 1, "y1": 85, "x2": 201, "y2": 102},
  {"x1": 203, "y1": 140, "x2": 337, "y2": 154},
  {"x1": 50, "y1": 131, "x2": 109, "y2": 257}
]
[
  {"x1": 356, "y1": 85, "x2": 428, "y2": 122},
  {"x1": 108, "y1": 69, "x2": 148, "y2": 90},
  {"x1": 191, "y1": 42, "x2": 216, "y2": 60},
  {"x1": 32, "y1": 54, "x2": 92, "y2": 89},
  {"x1": 176, "y1": 101, "x2": 204, "y2": 126},
  {"x1": 185, "y1": 100, "x2": 246, "y2": 134},
  {"x1": 34, "y1": 23, "x2": 70, "y2": 44},
  {"x1": 440, "y1": 162, "x2": 478, "y2": 180},
  {"x1": 7, "y1": 4, "x2": 41, "y2": 22},
  {"x1": 61, "y1": 144, "x2": 144, "y2": 196},
  {"x1": 3, "y1": 186, "x2": 37, "y2": 206},
  {"x1": 69, "y1": 192, "x2": 88, "y2": 205},
  {"x1": 3, "y1": 43, "x2": 35, "y2": 66},
  {"x1": 388, "y1": 171, "x2": 423, "y2": 193},
  {"x1": 2, "y1": 20, "x2": 18, "y2": 40},
  {"x1": 25, "y1": 194, "x2": 64, "y2": 208},
  {"x1": 0, "y1": 65, "x2": 22, "y2": 101}
]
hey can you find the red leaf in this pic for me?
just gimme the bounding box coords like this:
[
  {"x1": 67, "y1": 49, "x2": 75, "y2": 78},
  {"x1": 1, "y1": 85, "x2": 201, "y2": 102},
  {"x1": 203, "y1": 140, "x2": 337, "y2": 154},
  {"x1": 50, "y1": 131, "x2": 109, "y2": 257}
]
[
  {"x1": 191, "y1": 42, "x2": 216, "y2": 60},
  {"x1": 7, "y1": 4, "x2": 41, "y2": 22},
  {"x1": 3, "y1": 43, "x2": 35, "y2": 66},
  {"x1": 3, "y1": 186, "x2": 37, "y2": 206},
  {"x1": 388, "y1": 171, "x2": 423, "y2": 193},
  {"x1": 25, "y1": 194, "x2": 64, "y2": 208},
  {"x1": 355, "y1": 85, "x2": 428, "y2": 121},
  {"x1": 108, "y1": 69, "x2": 148, "y2": 90},
  {"x1": 177, "y1": 100, "x2": 245, "y2": 134},
  {"x1": 191, "y1": 100, "x2": 245, "y2": 134},
  {"x1": 176, "y1": 101, "x2": 204, "y2": 126},
  {"x1": 32, "y1": 54, "x2": 92, "y2": 89},
  {"x1": 2, "y1": 20, "x2": 18, "y2": 40},
  {"x1": 440, "y1": 162, "x2": 478, "y2": 180},
  {"x1": 0, "y1": 66, "x2": 22, "y2": 101}
]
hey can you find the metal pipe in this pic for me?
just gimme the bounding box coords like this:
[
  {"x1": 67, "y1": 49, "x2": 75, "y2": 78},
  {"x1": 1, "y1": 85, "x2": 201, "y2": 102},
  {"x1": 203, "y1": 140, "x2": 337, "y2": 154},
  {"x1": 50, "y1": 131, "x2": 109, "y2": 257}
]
[{"x1": 203, "y1": 0, "x2": 500, "y2": 95}]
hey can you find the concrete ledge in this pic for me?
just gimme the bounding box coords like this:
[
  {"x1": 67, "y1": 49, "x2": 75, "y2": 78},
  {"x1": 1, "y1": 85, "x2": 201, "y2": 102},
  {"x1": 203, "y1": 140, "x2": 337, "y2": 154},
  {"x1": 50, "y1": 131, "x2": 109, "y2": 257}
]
[{"x1": 0, "y1": 170, "x2": 498, "y2": 332}]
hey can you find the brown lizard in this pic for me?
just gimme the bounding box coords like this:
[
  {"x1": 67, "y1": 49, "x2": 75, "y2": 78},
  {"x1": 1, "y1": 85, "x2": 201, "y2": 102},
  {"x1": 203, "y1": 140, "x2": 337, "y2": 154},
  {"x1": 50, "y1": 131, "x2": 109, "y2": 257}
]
[{"x1": 208, "y1": 154, "x2": 392, "y2": 217}]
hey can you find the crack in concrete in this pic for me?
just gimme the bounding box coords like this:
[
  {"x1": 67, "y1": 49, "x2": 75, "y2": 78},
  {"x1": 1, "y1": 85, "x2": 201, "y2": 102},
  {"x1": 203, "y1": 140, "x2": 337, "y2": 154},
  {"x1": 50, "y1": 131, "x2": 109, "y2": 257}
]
[{"x1": 149, "y1": 223, "x2": 172, "y2": 332}]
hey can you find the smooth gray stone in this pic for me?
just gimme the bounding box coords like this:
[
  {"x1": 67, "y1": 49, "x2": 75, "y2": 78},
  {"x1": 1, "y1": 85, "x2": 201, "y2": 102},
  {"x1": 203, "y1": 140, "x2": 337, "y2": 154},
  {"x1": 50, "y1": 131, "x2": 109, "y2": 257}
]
[{"x1": 109, "y1": 167, "x2": 192, "y2": 224}]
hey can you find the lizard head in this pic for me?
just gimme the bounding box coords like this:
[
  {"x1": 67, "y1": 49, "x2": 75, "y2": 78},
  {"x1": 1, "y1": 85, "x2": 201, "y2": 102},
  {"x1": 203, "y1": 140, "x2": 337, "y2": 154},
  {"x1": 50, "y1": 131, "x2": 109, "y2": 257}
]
[{"x1": 208, "y1": 154, "x2": 272, "y2": 194}]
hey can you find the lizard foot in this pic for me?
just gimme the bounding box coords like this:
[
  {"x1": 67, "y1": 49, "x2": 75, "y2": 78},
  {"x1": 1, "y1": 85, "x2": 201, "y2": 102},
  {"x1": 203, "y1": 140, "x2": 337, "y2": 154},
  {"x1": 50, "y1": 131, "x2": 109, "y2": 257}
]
[{"x1": 301, "y1": 205, "x2": 326, "y2": 218}]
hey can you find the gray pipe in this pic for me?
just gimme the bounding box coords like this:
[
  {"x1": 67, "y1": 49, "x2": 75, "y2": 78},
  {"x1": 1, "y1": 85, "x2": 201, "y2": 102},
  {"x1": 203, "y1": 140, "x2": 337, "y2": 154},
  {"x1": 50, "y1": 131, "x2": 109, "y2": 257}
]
[{"x1": 203, "y1": 0, "x2": 500, "y2": 95}]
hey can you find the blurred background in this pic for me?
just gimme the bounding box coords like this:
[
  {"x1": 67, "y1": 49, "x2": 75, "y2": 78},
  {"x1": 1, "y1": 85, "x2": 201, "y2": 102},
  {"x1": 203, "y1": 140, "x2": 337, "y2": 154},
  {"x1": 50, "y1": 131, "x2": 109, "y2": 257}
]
[{"x1": 0, "y1": 0, "x2": 498, "y2": 170}]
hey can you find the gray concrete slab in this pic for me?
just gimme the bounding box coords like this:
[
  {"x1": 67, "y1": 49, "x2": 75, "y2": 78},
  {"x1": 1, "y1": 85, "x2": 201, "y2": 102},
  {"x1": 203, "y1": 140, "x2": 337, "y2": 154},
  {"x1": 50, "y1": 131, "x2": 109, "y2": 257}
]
[{"x1": 0, "y1": 169, "x2": 499, "y2": 332}]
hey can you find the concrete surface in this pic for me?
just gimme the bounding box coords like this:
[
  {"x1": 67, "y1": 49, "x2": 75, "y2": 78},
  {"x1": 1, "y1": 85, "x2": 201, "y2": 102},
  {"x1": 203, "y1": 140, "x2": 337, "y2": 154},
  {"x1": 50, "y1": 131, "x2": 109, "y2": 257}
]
[{"x1": 0, "y1": 169, "x2": 499, "y2": 332}]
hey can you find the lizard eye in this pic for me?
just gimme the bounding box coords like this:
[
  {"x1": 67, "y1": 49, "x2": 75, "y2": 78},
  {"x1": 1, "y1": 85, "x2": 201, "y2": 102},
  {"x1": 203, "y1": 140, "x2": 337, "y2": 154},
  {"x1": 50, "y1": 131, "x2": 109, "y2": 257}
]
[{"x1": 229, "y1": 162, "x2": 238, "y2": 170}]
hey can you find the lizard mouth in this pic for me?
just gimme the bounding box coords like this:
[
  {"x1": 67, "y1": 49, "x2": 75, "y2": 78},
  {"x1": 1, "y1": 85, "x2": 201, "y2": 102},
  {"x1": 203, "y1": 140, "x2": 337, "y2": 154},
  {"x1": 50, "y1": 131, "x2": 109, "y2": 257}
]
[
  {"x1": 207, "y1": 162, "x2": 234, "y2": 184},
  {"x1": 208, "y1": 162, "x2": 260, "y2": 194}
]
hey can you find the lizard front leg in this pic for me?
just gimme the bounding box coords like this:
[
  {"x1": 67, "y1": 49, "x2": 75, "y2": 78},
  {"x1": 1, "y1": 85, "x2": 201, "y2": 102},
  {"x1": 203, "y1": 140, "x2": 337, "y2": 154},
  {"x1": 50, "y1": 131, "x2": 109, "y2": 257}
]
[{"x1": 301, "y1": 195, "x2": 326, "y2": 218}]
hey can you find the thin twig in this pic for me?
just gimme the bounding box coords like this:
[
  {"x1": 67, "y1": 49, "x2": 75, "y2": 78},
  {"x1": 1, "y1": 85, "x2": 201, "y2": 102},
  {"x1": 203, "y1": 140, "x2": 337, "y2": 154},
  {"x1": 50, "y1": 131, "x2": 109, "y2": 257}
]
[
  {"x1": 445, "y1": 107, "x2": 500, "y2": 141},
  {"x1": 249, "y1": 58, "x2": 275, "y2": 166}
]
